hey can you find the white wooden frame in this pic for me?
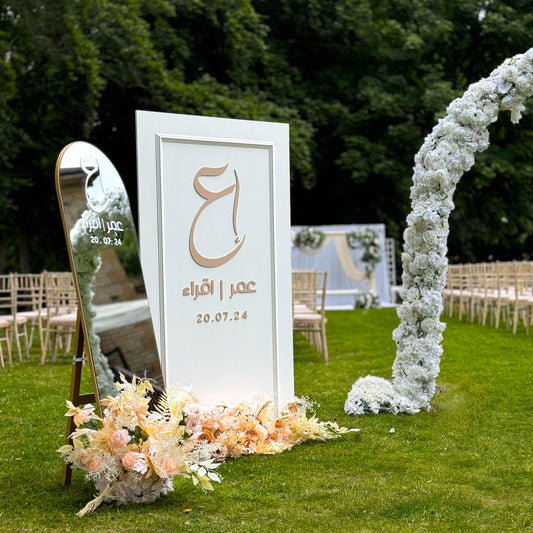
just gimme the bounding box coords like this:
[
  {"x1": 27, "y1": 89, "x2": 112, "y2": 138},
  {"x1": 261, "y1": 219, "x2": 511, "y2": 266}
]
[{"x1": 136, "y1": 111, "x2": 294, "y2": 406}]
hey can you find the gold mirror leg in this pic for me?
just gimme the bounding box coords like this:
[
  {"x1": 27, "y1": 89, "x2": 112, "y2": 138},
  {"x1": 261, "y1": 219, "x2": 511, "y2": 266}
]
[{"x1": 61, "y1": 315, "x2": 96, "y2": 487}]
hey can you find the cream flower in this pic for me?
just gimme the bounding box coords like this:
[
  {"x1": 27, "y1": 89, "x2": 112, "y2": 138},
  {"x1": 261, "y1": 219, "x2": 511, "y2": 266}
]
[{"x1": 65, "y1": 401, "x2": 96, "y2": 427}]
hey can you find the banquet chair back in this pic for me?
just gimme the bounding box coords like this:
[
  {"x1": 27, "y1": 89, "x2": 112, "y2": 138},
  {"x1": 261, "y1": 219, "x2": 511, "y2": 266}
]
[
  {"x1": 491, "y1": 261, "x2": 512, "y2": 329},
  {"x1": 41, "y1": 272, "x2": 78, "y2": 363},
  {"x1": 14, "y1": 272, "x2": 46, "y2": 349},
  {"x1": 0, "y1": 273, "x2": 30, "y2": 361},
  {"x1": 510, "y1": 261, "x2": 533, "y2": 334},
  {"x1": 291, "y1": 270, "x2": 329, "y2": 362},
  {"x1": 0, "y1": 317, "x2": 10, "y2": 367},
  {"x1": 292, "y1": 270, "x2": 320, "y2": 313}
]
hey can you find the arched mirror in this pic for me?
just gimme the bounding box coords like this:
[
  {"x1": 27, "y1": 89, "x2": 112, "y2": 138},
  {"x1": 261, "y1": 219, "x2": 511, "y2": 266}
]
[{"x1": 56, "y1": 141, "x2": 163, "y2": 403}]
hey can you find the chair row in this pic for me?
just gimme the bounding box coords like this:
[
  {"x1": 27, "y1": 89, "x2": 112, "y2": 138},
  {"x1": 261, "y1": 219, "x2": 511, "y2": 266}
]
[
  {"x1": 443, "y1": 261, "x2": 533, "y2": 334},
  {"x1": 0, "y1": 271, "x2": 78, "y2": 367}
]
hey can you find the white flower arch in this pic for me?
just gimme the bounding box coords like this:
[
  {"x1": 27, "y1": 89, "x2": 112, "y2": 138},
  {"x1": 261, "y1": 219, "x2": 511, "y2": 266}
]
[{"x1": 345, "y1": 48, "x2": 533, "y2": 415}]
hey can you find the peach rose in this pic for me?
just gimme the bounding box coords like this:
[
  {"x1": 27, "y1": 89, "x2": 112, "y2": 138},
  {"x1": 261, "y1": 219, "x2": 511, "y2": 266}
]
[
  {"x1": 213, "y1": 405, "x2": 227, "y2": 416},
  {"x1": 88, "y1": 457, "x2": 101, "y2": 474},
  {"x1": 246, "y1": 424, "x2": 268, "y2": 441},
  {"x1": 218, "y1": 415, "x2": 241, "y2": 431},
  {"x1": 73, "y1": 449, "x2": 90, "y2": 468},
  {"x1": 122, "y1": 451, "x2": 148, "y2": 473},
  {"x1": 163, "y1": 457, "x2": 180, "y2": 477},
  {"x1": 110, "y1": 429, "x2": 130, "y2": 449},
  {"x1": 196, "y1": 428, "x2": 215, "y2": 443},
  {"x1": 202, "y1": 416, "x2": 219, "y2": 431},
  {"x1": 184, "y1": 403, "x2": 204, "y2": 418}
]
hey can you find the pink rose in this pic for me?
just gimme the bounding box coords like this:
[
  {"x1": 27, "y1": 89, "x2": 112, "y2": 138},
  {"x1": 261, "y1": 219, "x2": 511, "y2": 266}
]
[
  {"x1": 122, "y1": 451, "x2": 148, "y2": 474},
  {"x1": 202, "y1": 416, "x2": 219, "y2": 431},
  {"x1": 88, "y1": 457, "x2": 101, "y2": 474},
  {"x1": 111, "y1": 429, "x2": 131, "y2": 449},
  {"x1": 77, "y1": 404, "x2": 95, "y2": 425},
  {"x1": 164, "y1": 457, "x2": 180, "y2": 477},
  {"x1": 184, "y1": 403, "x2": 203, "y2": 418}
]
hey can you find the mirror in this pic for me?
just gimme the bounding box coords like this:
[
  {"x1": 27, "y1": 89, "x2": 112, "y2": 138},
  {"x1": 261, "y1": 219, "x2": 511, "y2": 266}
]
[{"x1": 56, "y1": 141, "x2": 163, "y2": 403}]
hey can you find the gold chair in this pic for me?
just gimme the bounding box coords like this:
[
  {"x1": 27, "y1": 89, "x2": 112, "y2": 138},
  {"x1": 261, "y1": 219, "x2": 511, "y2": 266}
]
[
  {"x1": 41, "y1": 272, "x2": 78, "y2": 363},
  {"x1": 0, "y1": 273, "x2": 30, "y2": 361},
  {"x1": 292, "y1": 270, "x2": 329, "y2": 362}
]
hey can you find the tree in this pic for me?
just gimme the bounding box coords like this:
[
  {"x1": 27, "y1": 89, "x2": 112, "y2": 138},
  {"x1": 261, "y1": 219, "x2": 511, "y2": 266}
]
[
  {"x1": 252, "y1": 0, "x2": 533, "y2": 261},
  {"x1": 2, "y1": 0, "x2": 533, "y2": 272}
]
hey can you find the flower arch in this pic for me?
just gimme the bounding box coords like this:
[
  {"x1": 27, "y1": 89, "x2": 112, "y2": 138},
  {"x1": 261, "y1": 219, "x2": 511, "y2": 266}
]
[{"x1": 345, "y1": 48, "x2": 533, "y2": 415}]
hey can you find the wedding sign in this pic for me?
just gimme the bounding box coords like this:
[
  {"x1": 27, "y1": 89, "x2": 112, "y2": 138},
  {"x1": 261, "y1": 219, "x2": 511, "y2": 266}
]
[{"x1": 136, "y1": 111, "x2": 293, "y2": 406}]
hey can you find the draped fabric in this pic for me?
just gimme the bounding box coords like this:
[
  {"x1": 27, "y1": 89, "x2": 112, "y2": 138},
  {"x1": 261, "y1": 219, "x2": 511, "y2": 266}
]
[{"x1": 291, "y1": 224, "x2": 390, "y2": 309}]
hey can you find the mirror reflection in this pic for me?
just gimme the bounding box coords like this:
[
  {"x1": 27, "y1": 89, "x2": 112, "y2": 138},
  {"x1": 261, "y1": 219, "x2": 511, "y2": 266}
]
[{"x1": 56, "y1": 141, "x2": 163, "y2": 401}]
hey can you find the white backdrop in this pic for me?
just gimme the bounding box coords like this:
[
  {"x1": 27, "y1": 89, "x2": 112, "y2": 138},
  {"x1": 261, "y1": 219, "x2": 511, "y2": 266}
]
[{"x1": 291, "y1": 224, "x2": 390, "y2": 308}]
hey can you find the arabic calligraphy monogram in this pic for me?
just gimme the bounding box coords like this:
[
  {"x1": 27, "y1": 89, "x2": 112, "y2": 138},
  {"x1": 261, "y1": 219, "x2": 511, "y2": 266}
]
[
  {"x1": 189, "y1": 164, "x2": 246, "y2": 268},
  {"x1": 81, "y1": 154, "x2": 109, "y2": 213}
]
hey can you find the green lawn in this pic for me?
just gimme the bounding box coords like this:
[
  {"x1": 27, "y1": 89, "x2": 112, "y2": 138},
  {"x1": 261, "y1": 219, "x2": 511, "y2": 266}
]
[{"x1": 0, "y1": 309, "x2": 532, "y2": 532}]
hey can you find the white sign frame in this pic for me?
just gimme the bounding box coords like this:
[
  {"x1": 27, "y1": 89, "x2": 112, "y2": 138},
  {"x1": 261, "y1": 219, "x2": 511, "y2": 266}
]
[{"x1": 136, "y1": 111, "x2": 294, "y2": 406}]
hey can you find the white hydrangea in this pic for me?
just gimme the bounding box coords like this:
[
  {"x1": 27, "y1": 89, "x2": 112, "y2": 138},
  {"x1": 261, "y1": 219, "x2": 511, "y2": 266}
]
[{"x1": 345, "y1": 48, "x2": 533, "y2": 416}]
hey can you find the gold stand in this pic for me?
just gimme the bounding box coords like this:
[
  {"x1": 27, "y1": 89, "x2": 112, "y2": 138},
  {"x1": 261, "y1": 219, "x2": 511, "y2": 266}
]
[{"x1": 61, "y1": 314, "x2": 96, "y2": 487}]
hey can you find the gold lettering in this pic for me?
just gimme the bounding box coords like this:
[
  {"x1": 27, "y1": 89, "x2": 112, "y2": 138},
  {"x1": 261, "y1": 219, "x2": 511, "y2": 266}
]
[{"x1": 189, "y1": 165, "x2": 246, "y2": 268}]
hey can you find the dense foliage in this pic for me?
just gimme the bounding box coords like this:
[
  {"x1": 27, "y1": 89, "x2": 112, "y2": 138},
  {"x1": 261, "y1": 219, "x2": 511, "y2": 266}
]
[{"x1": 1, "y1": 0, "x2": 532, "y2": 272}]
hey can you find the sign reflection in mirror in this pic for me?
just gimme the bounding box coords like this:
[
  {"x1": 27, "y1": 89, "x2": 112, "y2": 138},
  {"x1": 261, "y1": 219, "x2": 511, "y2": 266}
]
[{"x1": 56, "y1": 141, "x2": 163, "y2": 403}]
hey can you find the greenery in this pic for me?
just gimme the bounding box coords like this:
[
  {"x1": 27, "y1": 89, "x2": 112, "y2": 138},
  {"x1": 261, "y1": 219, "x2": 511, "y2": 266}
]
[
  {"x1": 2, "y1": 1, "x2": 533, "y2": 272},
  {"x1": 1, "y1": 308, "x2": 531, "y2": 532}
]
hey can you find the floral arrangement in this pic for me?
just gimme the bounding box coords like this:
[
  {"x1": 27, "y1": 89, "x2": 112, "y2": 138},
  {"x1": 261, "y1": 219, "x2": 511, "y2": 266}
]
[
  {"x1": 346, "y1": 229, "x2": 382, "y2": 272},
  {"x1": 59, "y1": 376, "x2": 355, "y2": 516},
  {"x1": 345, "y1": 49, "x2": 533, "y2": 415},
  {"x1": 58, "y1": 376, "x2": 221, "y2": 517},
  {"x1": 355, "y1": 292, "x2": 381, "y2": 310},
  {"x1": 183, "y1": 396, "x2": 355, "y2": 459},
  {"x1": 294, "y1": 227, "x2": 326, "y2": 251}
]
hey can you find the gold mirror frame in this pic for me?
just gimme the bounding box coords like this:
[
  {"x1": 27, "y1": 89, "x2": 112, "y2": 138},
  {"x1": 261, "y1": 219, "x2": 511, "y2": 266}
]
[{"x1": 55, "y1": 141, "x2": 164, "y2": 410}]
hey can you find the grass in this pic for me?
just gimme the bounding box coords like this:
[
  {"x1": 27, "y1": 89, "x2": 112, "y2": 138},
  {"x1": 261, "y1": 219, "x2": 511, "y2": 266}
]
[{"x1": 0, "y1": 308, "x2": 532, "y2": 532}]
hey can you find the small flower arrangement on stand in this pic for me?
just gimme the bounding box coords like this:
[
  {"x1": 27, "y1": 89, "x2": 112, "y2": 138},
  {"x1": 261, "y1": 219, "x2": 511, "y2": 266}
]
[
  {"x1": 355, "y1": 292, "x2": 381, "y2": 310},
  {"x1": 58, "y1": 376, "x2": 221, "y2": 517},
  {"x1": 294, "y1": 227, "x2": 326, "y2": 252},
  {"x1": 347, "y1": 229, "x2": 382, "y2": 309},
  {"x1": 346, "y1": 229, "x2": 382, "y2": 272}
]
